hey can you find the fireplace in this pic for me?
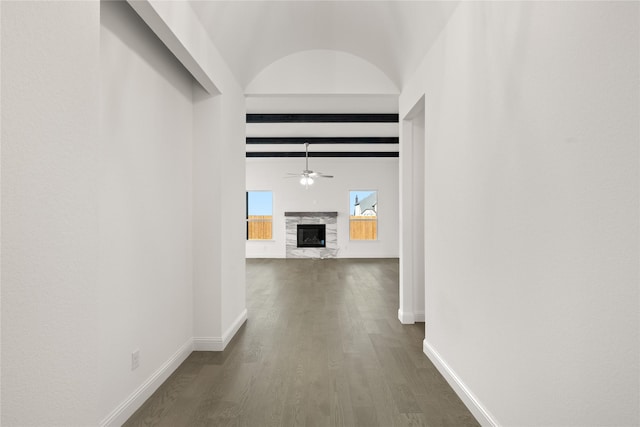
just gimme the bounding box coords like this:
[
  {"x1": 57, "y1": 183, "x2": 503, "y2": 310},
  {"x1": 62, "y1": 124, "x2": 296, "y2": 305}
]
[
  {"x1": 297, "y1": 224, "x2": 326, "y2": 248},
  {"x1": 285, "y1": 212, "x2": 337, "y2": 258}
]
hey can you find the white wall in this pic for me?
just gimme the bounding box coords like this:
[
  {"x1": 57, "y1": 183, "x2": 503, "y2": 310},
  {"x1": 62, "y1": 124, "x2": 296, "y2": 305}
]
[
  {"x1": 401, "y1": 2, "x2": 639, "y2": 425},
  {"x1": 99, "y1": 1, "x2": 194, "y2": 420},
  {"x1": 217, "y1": 93, "x2": 247, "y2": 335},
  {"x1": 1, "y1": 2, "x2": 101, "y2": 424},
  {"x1": 100, "y1": 0, "x2": 248, "y2": 422},
  {"x1": 246, "y1": 157, "x2": 399, "y2": 258},
  {"x1": 134, "y1": 0, "x2": 249, "y2": 351},
  {"x1": 410, "y1": 110, "x2": 426, "y2": 322},
  {"x1": 2, "y1": 0, "x2": 248, "y2": 424},
  {"x1": 193, "y1": 87, "x2": 247, "y2": 348},
  {"x1": 399, "y1": 97, "x2": 426, "y2": 324},
  {"x1": 192, "y1": 91, "x2": 223, "y2": 344},
  {"x1": 125, "y1": 0, "x2": 248, "y2": 348}
]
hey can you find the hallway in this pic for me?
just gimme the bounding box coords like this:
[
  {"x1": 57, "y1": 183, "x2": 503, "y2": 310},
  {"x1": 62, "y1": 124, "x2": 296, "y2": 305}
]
[{"x1": 124, "y1": 259, "x2": 478, "y2": 426}]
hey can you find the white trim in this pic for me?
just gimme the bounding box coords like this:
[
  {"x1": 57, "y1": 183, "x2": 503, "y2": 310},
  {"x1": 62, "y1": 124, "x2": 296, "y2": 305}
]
[
  {"x1": 223, "y1": 308, "x2": 248, "y2": 346},
  {"x1": 100, "y1": 338, "x2": 194, "y2": 427},
  {"x1": 193, "y1": 336, "x2": 224, "y2": 351},
  {"x1": 423, "y1": 340, "x2": 499, "y2": 427},
  {"x1": 398, "y1": 308, "x2": 415, "y2": 324},
  {"x1": 414, "y1": 310, "x2": 425, "y2": 322},
  {"x1": 101, "y1": 310, "x2": 248, "y2": 425},
  {"x1": 193, "y1": 308, "x2": 248, "y2": 351}
]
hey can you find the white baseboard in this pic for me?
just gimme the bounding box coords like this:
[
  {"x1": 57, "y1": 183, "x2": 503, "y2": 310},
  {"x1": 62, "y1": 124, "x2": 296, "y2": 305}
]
[
  {"x1": 101, "y1": 309, "x2": 248, "y2": 425},
  {"x1": 223, "y1": 308, "x2": 248, "y2": 346},
  {"x1": 423, "y1": 339, "x2": 499, "y2": 427},
  {"x1": 193, "y1": 308, "x2": 248, "y2": 351},
  {"x1": 414, "y1": 310, "x2": 425, "y2": 322},
  {"x1": 398, "y1": 308, "x2": 415, "y2": 324},
  {"x1": 100, "y1": 338, "x2": 194, "y2": 427},
  {"x1": 193, "y1": 336, "x2": 224, "y2": 351}
]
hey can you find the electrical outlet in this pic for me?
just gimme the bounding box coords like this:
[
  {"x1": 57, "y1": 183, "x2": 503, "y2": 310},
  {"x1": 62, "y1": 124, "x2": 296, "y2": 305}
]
[{"x1": 131, "y1": 350, "x2": 140, "y2": 370}]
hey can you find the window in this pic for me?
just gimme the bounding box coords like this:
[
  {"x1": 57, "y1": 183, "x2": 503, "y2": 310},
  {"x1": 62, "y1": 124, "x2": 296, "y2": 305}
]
[
  {"x1": 350, "y1": 190, "x2": 377, "y2": 240},
  {"x1": 246, "y1": 191, "x2": 273, "y2": 240}
]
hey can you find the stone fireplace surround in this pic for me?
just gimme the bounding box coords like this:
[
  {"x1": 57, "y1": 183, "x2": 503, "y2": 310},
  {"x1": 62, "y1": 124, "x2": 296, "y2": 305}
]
[{"x1": 285, "y1": 212, "x2": 338, "y2": 258}]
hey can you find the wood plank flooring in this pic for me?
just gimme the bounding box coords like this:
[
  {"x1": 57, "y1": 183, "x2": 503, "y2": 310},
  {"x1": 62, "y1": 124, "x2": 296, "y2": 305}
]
[{"x1": 124, "y1": 258, "x2": 479, "y2": 427}]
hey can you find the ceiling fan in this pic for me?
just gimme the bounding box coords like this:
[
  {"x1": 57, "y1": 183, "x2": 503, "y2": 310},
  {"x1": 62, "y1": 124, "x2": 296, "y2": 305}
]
[{"x1": 286, "y1": 142, "x2": 334, "y2": 188}]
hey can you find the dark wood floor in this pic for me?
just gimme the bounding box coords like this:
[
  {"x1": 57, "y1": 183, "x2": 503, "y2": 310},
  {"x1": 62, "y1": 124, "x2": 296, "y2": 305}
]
[{"x1": 124, "y1": 258, "x2": 479, "y2": 427}]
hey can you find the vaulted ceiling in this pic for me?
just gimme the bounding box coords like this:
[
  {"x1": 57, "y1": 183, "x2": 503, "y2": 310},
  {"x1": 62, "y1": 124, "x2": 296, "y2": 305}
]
[
  {"x1": 188, "y1": 1, "x2": 459, "y2": 90},
  {"x1": 187, "y1": 1, "x2": 458, "y2": 157}
]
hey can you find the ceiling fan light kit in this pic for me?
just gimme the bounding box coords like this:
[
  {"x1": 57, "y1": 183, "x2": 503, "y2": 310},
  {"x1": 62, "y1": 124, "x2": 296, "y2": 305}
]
[
  {"x1": 286, "y1": 142, "x2": 334, "y2": 189},
  {"x1": 300, "y1": 176, "x2": 314, "y2": 186}
]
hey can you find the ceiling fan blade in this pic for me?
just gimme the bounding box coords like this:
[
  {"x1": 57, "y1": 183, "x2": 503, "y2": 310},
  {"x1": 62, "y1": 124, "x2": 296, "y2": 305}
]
[{"x1": 317, "y1": 174, "x2": 334, "y2": 178}]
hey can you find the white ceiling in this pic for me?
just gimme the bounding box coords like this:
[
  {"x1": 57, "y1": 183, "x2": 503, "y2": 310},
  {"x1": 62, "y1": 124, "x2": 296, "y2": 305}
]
[
  {"x1": 188, "y1": 1, "x2": 459, "y2": 90},
  {"x1": 245, "y1": 95, "x2": 398, "y2": 113}
]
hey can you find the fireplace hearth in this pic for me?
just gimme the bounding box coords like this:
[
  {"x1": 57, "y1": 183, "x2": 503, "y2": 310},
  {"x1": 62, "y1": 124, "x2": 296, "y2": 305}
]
[{"x1": 297, "y1": 224, "x2": 326, "y2": 248}]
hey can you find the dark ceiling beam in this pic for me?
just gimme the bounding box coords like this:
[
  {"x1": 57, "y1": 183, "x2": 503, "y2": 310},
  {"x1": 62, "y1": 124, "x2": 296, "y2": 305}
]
[
  {"x1": 246, "y1": 151, "x2": 399, "y2": 158},
  {"x1": 246, "y1": 137, "x2": 398, "y2": 145},
  {"x1": 246, "y1": 113, "x2": 399, "y2": 123}
]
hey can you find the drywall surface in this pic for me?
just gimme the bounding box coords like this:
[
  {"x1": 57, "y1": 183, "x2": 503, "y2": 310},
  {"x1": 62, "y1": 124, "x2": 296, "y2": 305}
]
[
  {"x1": 100, "y1": 0, "x2": 194, "y2": 418},
  {"x1": 128, "y1": 0, "x2": 239, "y2": 95},
  {"x1": 401, "y1": 2, "x2": 639, "y2": 425},
  {"x1": 411, "y1": 113, "x2": 426, "y2": 320},
  {"x1": 1, "y1": 0, "x2": 248, "y2": 423},
  {"x1": 218, "y1": 92, "x2": 248, "y2": 334},
  {"x1": 192, "y1": 90, "x2": 224, "y2": 342},
  {"x1": 246, "y1": 157, "x2": 399, "y2": 258},
  {"x1": 133, "y1": 0, "x2": 248, "y2": 351},
  {"x1": 192, "y1": 86, "x2": 247, "y2": 345},
  {"x1": 1, "y1": 2, "x2": 101, "y2": 424},
  {"x1": 246, "y1": 50, "x2": 398, "y2": 95}
]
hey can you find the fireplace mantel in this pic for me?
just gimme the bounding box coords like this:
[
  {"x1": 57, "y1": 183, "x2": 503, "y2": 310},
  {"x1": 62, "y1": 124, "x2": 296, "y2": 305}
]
[{"x1": 284, "y1": 211, "x2": 337, "y2": 218}]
